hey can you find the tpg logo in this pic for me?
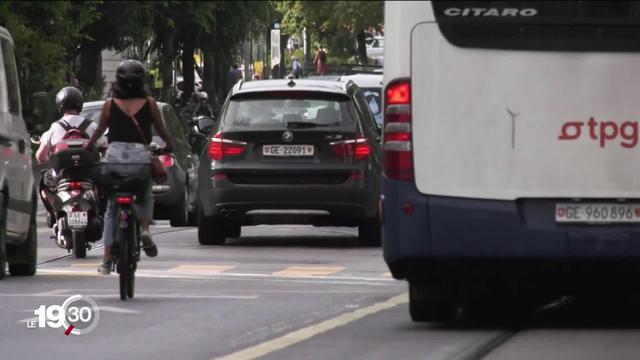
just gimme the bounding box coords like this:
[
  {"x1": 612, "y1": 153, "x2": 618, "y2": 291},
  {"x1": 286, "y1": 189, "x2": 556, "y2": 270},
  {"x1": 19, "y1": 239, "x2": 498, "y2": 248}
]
[{"x1": 558, "y1": 117, "x2": 639, "y2": 148}]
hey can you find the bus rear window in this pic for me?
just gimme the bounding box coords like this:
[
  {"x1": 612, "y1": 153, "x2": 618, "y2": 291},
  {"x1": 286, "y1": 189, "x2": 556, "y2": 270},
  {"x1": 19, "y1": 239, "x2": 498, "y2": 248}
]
[{"x1": 432, "y1": 1, "x2": 640, "y2": 51}]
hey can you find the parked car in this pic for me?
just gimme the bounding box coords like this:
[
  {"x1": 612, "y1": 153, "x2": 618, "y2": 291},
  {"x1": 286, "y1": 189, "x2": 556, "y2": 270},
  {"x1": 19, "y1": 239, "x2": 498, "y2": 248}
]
[
  {"x1": 0, "y1": 26, "x2": 38, "y2": 278},
  {"x1": 196, "y1": 78, "x2": 382, "y2": 246},
  {"x1": 81, "y1": 100, "x2": 200, "y2": 226},
  {"x1": 339, "y1": 74, "x2": 383, "y2": 128}
]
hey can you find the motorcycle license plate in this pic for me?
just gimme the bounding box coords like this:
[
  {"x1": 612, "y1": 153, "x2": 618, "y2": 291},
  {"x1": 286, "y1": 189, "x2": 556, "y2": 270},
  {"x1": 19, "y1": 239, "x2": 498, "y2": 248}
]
[{"x1": 68, "y1": 212, "x2": 88, "y2": 227}]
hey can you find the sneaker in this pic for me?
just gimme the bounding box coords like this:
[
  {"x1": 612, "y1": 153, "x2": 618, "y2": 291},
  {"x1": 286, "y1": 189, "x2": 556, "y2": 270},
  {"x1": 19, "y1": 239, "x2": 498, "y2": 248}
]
[
  {"x1": 98, "y1": 260, "x2": 112, "y2": 275},
  {"x1": 140, "y1": 231, "x2": 158, "y2": 258}
]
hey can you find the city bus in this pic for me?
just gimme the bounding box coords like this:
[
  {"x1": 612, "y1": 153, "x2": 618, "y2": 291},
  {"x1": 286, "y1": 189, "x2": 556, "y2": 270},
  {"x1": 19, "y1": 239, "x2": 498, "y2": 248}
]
[{"x1": 383, "y1": 1, "x2": 640, "y2": 322}]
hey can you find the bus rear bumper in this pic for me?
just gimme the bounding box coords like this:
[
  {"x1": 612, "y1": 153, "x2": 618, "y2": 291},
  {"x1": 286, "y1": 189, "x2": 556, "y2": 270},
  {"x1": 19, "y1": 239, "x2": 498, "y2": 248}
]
[{"x1": 382, "y1": 177, "x2": 640, "y2": 282}]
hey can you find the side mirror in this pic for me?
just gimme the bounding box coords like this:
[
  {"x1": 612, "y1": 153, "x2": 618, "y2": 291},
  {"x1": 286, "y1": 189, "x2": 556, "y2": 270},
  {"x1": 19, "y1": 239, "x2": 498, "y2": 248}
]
[
  {"x1": 197, "y1": 116, "x2": 216, "y2": 134},
  {"x1": 30, "y1": 134, "x2": 41, "y2": 145},
  {"x1": 188, "y1": 133, "x2": 208, "y2": 156}
]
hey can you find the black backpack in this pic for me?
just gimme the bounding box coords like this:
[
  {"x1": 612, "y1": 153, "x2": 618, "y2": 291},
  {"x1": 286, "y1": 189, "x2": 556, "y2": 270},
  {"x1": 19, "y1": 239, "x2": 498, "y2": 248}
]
[{"x1": 56, "y1": 118, "x2": 92, "y2": 141}]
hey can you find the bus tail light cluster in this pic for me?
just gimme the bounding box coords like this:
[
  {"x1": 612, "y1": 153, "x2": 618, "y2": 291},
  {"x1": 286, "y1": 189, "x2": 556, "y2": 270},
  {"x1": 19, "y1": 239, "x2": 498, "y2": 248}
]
[{"x1": 383, "y1": 80, "x2": 413, "y2": 181}]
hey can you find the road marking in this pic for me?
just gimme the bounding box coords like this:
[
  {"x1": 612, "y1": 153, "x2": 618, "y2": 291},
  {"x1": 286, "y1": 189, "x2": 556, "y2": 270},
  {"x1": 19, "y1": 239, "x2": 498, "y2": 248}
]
[
  {"x1": 168, "y1": 264, "x2": 235, "y2": 274},
  {"x1": 272, "y1": 266, "x2": 345, "y2": 277},
  {"x1": 382, "y1": 272, "x2": 392, "y2": 278},
  {"x1": 98, "y1": 306, "x2": 141, "y2": 314},
  {"x1": 214, "y1": 293, "x2": 408, "y2": 360},
  {"x1": 4, "y1": 293, "x2": 257, "y2": 300},
  {"x1": 32, "y1": 288, "x2": 71, "y2": 296},
  {"x1": 36, "y1": 268, "x2": 395, "y2": 285},
  {"x1": 70, "y1": 263, "x2": 101, "y2": 268}
]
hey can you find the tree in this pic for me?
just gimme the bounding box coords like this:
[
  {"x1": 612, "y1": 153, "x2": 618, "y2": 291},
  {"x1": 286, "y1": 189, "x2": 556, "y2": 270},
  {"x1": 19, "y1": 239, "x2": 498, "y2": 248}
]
[
  {"x1": 0, "y1": 1, "x2": 99, "y2": 121},
  {"x1": 276, "y1": 1, "x2": 383, "y2": 65}
]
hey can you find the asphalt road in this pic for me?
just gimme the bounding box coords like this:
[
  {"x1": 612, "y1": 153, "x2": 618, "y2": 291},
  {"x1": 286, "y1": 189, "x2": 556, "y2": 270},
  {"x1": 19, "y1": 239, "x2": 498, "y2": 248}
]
[{"x1": 2, "y1": 211, "x2": 640, "y2": 360}]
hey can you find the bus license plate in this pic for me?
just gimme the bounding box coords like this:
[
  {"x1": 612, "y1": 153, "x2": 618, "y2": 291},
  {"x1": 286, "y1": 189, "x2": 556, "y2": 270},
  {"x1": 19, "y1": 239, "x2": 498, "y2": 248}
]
[
  {"x1": 555, "y1": 203, "x2": 640, "y2": 224},
  {"x1": 263, "y1": 145, "x2": 314, "y2": 157},
  {"x1": 68, "y1": 212, "x2": 88, "y2": 227}
]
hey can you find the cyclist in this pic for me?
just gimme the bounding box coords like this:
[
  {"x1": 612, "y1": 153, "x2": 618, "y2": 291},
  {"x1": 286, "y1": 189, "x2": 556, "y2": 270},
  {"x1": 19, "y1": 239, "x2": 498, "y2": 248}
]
[
  {"x1": 85, "y1": 60, "x2": 174, "y2": 275},
  {"x1": 36, "y1": 87, "x2": 107, "y2": 226}
]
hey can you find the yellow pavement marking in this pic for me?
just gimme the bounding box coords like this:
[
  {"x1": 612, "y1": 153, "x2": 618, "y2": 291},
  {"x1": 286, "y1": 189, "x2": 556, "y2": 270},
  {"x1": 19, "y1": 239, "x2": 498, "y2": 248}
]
[
  {"x1": 168, "y1": 264, "x2": 235, "y2": 274},
  {"x1": 40, "y1": 269, "x2": 100, "y2": 277},
  {"x1": 214, "y1": 293, "x2": 408, "y2": 360},
  {"x1": 272, "y1": 266, "x2": 345, "y2": 277}
]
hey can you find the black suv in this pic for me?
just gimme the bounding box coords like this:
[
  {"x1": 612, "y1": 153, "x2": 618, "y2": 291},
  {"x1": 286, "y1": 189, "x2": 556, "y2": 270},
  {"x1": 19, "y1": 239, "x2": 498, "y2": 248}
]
[{"x1": 196, "y1": 79, "x2": 382, "y2": 246}]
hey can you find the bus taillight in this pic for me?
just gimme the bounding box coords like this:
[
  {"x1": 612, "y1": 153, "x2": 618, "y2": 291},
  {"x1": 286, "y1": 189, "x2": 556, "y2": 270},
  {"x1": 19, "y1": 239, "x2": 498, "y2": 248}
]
[{"x1": 383, "y1": 80, "x2": 413, "y2": 181}]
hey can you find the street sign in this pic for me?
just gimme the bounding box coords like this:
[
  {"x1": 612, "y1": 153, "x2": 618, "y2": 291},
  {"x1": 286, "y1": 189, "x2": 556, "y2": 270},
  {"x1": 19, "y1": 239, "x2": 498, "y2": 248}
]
[{"x1": 271, "y1": 29, "x2": 281, "y2": 67}]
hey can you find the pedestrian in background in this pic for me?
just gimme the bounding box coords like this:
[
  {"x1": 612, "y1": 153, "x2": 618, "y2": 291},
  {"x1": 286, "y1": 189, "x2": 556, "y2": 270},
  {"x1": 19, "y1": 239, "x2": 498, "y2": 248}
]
[
  {"x1": 229, "y1": 64, "x2": 242, "y2": 84},
  {"x1": 313, "y1": 46, "x2": 327, "y2": 75},
  {"x1": 291, "y1": 57, "x2": 302, "y2": 79}
]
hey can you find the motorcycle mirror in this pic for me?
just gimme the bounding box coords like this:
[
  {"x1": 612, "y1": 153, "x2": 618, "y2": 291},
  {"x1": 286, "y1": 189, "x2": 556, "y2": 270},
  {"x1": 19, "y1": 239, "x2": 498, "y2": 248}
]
[
  {"x1": 197, "y1": 117, "x2": 216, "y2": 134},
  {"x1": 30, "y1": 134, "x2": 41, "y2": 145}
]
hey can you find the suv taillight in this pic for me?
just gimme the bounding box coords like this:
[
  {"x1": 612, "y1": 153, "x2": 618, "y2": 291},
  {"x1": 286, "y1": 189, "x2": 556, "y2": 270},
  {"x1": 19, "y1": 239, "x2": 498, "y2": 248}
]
[
  {"x1": 383, "y1": 80, "x2": 413, "y2": 181},
  {"x1": 330, "y1": 136, "x2": 371, "y2": 160},
  {"x1": 208, "y1": 132, "x2": 247, "y2": 161}
]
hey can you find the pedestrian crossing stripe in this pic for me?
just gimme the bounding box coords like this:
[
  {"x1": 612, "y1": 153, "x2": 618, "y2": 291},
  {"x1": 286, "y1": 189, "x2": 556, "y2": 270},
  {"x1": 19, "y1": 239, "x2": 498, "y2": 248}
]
[
  {"x1": 272, "y1": 266, "x2": 345, "y2": 277},
  {"x1": 168, "y1": 265, "x2": 235, "y2": 274}
]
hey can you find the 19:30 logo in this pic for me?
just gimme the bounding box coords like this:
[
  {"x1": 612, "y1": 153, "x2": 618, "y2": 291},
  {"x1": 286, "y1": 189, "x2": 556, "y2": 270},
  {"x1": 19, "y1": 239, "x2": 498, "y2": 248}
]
[{"x1": 28, "y1": 295, "x2": 100, "y2": 335}]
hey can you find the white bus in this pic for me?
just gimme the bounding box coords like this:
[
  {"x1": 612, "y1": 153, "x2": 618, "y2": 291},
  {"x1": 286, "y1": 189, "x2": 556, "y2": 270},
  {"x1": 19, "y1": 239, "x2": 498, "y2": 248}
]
[{"x1": 383, "y1": 1, "x2": 640, "y2": 322}]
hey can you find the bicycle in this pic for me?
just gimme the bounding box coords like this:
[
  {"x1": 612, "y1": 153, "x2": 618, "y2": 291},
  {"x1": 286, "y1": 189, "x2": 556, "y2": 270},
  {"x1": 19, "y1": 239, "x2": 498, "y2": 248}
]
[{"x1": 97, "y1": 146, "x2": 167, "y2": 300}]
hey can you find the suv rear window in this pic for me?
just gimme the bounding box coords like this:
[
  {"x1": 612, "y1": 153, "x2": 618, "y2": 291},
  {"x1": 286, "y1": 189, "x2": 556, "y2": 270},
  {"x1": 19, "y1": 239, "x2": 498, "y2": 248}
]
[{"x1": 224, "y1": 92, "x2": 357, "y2": 130}]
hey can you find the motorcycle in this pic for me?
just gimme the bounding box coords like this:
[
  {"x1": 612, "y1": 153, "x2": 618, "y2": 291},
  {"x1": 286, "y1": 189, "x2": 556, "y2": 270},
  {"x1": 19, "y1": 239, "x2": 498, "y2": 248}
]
[{"x1": 40, "y1": 138, "x2": 104, "y2": 258}]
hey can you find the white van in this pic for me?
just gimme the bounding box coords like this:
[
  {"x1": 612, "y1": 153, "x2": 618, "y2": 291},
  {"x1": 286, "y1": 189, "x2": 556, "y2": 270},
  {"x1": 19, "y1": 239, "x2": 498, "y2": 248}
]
[
  {"x1": 0, "y1": 26, "x2": 38, "y2": 278},
  {"x1": 383, "y1": 1, "x2": 640, "y2": 322}
]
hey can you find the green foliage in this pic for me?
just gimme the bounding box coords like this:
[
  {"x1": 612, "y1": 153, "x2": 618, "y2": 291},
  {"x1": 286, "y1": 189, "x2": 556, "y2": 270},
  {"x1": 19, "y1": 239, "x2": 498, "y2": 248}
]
[{"x1": 276, "y1": 0, "x2": 383, "y2": 63}]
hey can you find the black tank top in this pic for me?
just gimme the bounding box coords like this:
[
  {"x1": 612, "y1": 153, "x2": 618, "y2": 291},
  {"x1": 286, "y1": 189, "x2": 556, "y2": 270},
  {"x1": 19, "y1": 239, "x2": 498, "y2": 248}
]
[{"x1": 107, "y1": 99, "x2": 153, "y2": 144}]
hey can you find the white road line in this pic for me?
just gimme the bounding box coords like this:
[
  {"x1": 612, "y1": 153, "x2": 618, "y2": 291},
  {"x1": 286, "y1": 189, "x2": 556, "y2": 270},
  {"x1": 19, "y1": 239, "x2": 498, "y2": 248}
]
[
  {"x1": 3, "y1": 293, "x2": 257, "y2": 300},
  {"x1": 214, "y1": 293, "x2": 408, "y2": 360},
  {"x1": 36, "y1": 268, "x2": 395, "y2": 285},
  {"x1": 98, "y1": 306, "x2": 141, "y2": 314},
  {"x1": 32, "y1": 288, "x2": 71, "y2": 296}
]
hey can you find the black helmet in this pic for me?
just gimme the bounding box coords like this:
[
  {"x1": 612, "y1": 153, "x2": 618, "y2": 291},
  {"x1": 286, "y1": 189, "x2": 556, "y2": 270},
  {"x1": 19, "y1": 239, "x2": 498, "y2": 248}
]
[
  {"x1": 55, "y1": 86, "x2": 83, "y2": 114},
  {"x1": 116, "y1": 59, "x2": 145, "y2": 89}
]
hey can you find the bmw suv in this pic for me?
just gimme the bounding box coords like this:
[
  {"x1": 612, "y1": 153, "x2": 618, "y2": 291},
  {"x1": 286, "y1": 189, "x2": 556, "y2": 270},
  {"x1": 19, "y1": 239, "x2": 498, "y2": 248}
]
[{"x1": 196, "y1": 79, "x2": 382, "y2": 246}]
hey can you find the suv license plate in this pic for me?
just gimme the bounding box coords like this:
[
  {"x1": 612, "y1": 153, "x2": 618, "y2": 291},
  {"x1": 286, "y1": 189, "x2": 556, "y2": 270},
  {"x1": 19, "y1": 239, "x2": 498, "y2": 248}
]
[
  {"x1": 68, "y1": 211, "x2": 88, "y2": 227},
  {"x1": 555, "y1": 203, "x2": 640, "y2": 224},
  {"x1": 263, "y1": 145, "x2": 314, "y2": 157}
]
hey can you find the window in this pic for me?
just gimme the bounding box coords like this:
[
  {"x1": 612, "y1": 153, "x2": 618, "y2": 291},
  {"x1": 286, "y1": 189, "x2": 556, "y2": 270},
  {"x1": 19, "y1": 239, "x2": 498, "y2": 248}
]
[
  {"x1": 159, "y1": 105, "x2": 184, "y2": 146},
  {"x1": 1, "y1": 38, "x2": 20, "y2": 114},
  {"x1": 225, "y1": 92, "x2": 357, "y2": 130},
  {"x1": 433, "y1": 1, "x2": 640, "y2": 51}
]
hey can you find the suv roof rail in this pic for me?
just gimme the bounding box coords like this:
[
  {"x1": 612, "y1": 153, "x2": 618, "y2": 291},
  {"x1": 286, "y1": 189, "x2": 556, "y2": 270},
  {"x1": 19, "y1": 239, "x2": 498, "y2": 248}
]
[{"x1": 237, "y1": 79, "x2": 245, "y2": 91}]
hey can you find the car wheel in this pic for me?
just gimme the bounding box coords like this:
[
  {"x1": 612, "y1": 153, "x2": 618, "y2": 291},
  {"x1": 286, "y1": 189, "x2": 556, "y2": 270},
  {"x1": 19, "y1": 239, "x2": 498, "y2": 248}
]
[
  {"x1": 226, "y1": 223, "x2": 241, "y2": 238},
  {"x1": 8, "y1": 203, "x2": 37, "y2": 276},
  {"x1": 197, "y1": 207, "x2": 226, "y2": 245},
  {"x1": 409, "y1": 282, "x2": 458, "y2": 322},
  {"x1": 169, "y1": 187, "x2": 189, "y2": 227},
  {"x1": 0, "y1": 192, "x2": 7, "y2": 280},
  {"x1": 358, "y1": 213, "x2": 381, "y2": 247}
]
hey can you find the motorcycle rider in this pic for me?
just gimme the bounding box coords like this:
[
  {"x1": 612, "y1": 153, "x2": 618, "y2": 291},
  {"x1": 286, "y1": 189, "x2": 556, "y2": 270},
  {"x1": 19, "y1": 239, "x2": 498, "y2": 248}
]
[
  {"x1": 192, "y1": 91, "x2": 214, "y2": 118},
  {"x1": 36, "y1": 87, "x2": 107, "y2": 226},
  {"x1": 85, "y1": 59, "x2": 174, "y2": 275}
]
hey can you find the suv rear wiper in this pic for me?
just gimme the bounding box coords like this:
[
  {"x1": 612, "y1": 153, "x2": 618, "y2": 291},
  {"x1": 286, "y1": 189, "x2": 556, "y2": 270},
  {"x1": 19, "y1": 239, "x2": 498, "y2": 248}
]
[{"x1": 286, "y1": 121, "x2": 329, "y2": 128}]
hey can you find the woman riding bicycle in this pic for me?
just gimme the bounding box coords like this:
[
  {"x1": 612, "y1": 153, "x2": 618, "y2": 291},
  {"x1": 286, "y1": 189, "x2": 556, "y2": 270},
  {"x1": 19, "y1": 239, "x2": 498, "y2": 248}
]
[{"x1": 85, "y1": 60, "x2": 174, "y2": 275}]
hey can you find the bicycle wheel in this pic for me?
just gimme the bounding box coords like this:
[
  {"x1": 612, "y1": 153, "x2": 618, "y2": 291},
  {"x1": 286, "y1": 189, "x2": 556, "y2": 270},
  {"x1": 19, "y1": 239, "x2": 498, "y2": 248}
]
[
  {"x1": 126, "y1": 219, "x2": 137, "y2": 299},
  {"x1": 117, "y1": 208, "x2": 129, "y2": 301}
]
